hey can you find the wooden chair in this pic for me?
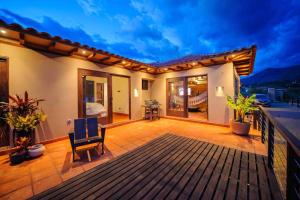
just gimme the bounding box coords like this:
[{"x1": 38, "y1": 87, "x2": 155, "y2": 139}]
[
  {"x1": 68, "y1": 118, "x2": 106, "y2": 161},
  {"x1": 87, "y1": 117, "x2": 105, "y2": 155}
]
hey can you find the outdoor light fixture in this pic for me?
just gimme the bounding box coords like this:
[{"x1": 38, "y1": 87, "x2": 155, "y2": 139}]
[
  {"x1": 134, "y1": 88, "x2": 139, "y2": 97},
  {"x1": 215, "y1": 86, "x2": 224, "y2": 97},
  {"x1": 0, "y1": 29, "x2": 6, "y2": 34}
]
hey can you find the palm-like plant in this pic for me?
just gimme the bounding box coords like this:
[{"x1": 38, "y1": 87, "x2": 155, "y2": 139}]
[{"x1": 227, "y1": 94, "x2": 258, "y2": 123}]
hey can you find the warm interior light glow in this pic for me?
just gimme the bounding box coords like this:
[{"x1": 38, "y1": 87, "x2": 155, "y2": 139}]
[
  {"x1": 215, "y1": 86, "x2": 224, "y2": 97},
  {"x1": 122, "y1": 60, "x2": 126, "y2": 64},
  {"x1": 192, "y1": 62, "x2": 197, "y2": 66},
  {"x1": 0, "y1": 29, "x2": 6, "y2": 34},
  {"x1": 82, "y1": 50, "x2": 86, "y2": 54},
  {"x1": 134, "y1": 88, "x2": 139, "y2": 97}
]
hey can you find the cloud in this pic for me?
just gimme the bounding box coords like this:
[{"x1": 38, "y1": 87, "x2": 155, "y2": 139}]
[
  {"x1": 1, "y1": 0, "x2": 300, "y2": 72},
  {"x1": 76, "y1": 0, "x2": 101, "y2": 15}
]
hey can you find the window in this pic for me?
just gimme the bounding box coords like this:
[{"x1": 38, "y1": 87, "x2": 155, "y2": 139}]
[{"x1": 142, "y1": 79, "x2": 148, "y2": 90}]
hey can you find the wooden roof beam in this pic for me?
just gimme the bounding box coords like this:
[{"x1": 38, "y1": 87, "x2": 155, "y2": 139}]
[
  {"x1": 105, "y1": 60, "x2": 122, "y2": 66},
  {"x1": 87, "y1": 52, "x2": 96, "y2": 59},
  {"x1": 19, "y1": 32, "x2": 25, "y2": 45},
  {"x1": 97, "y1": 56, "x2": 110, "y2": 62},
  {"x1": 69, "y1": 47, "x2": 79, "y2": 56},
  {"x1": 48, "y1": 41, "x2": 56, "y2": 51}
]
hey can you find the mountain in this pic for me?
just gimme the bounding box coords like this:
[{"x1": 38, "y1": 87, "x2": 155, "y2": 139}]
[{"x1": 241, "y1": 65, "x2": 300, "y2": 86}]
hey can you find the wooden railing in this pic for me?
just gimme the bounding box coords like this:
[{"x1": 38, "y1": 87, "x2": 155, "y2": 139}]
[{"x1": 256, "y1": 108, "x2": 300, "y2": 200}]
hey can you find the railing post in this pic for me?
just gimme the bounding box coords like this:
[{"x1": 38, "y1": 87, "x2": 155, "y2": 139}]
[
  {"x1": 286, "y1": 143, "x2": 300, "y2": 200},
  {"x1": 253, "y1": 110, "x2": 257, "y2": 130},
  {"x1": 268, "y1": 120, "x2": 274, "y2": 169},
  {"x1": 261, "y1": 111, "x2": 266, "y2": 143}
]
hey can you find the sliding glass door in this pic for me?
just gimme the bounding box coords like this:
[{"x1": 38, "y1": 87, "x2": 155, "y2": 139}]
[
  {"x1": 166, "y1": 77, "x2": 187, "y2": 117},
  {"x1": 166, "y1": 75, "x2": 208, "y2": 120}
]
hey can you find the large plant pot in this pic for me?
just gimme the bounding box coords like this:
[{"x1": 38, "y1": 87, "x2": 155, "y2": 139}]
[
  {"x1": 14, "y1": 129, "x2": 35, "y2": 146},
  {"x1": 231, "y1": 121, "x2": 251, "y2": 136},
  {"x1": 9, "y1": 151, "x2": 26, "y2": 165},
  {"x1": 28, "y1": 144, "x2": 45, "y2": 158}
]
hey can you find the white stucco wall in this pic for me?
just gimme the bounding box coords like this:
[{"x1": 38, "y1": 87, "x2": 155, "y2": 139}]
[
  {"x1": 151, "y1": 63, "x2": 236, "y2": 125},
  {"x1": 0, "y1": 41, "x2": 237, "y2": 142},
  {"x1": 0, "y1": 42, "x2": 154, "y2": 141}
]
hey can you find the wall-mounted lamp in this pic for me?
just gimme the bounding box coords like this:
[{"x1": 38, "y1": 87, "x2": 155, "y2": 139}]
[
  {"x1": 215, "y1": 86, "x2": 224, "y2": 97},
  {"x1": 134, "y1": 88, "x2": 139, "y2": 97}
]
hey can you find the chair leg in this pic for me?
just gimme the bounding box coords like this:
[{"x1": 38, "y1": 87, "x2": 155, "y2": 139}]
[
  {"x1": 102, "y1": 142, "x2": 104, "y2": 155},
  {"x1": 72, "y1": 149, "x2": 75, "y2": 162}
]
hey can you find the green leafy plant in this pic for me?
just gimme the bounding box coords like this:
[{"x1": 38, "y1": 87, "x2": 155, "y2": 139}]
[
  {"x1": 227, "y1": 94, "x2": 258, "y2": 123},
  {"x1": 144, "y1": 99, "x2": 160, "y2": 109},
  {"x1": 0, "y1": 91, "x2": 46, "y2": 132}
]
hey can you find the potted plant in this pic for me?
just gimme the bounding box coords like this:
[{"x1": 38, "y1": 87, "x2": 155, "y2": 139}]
[
  {"x1": 9, "y1": 137, "x2": 30, "y2": 164},
  {"x1": 0, "y1": 91, "x2": 46, "y2": 145},
  {"x1": 227, "y1": 94, "x2": 258, "y2": 135}
]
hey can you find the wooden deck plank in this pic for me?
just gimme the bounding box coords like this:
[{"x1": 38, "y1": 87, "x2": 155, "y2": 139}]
[
  {"x1": 256, "y1": 155, "x2": 272, "y2": 200},
  {"x1": 249, "y1": 153, "x2": 260, "y2": 200},
  {"x1": 154, "y1": 143, "x2": 210, "y2": 200},
  {"x1": 69, "y1": 136, "x2": 192, "y2": 200},
  {"x1": 138, "y1": 141, "x2": 206, "y2": 200},
  {"x1": 166, "y1": 143, "x2": 214, "y2": 200},
  {"x1": 177, "y1": 144, "x2": 219, "y2": 200},
  {"x1": 263, "y1": 157, "x2": 284, "y2": 200},
  {"x1": 30, "y1": 134, "x2": 283, "y2": 200},
  {"x1": 237, "y1": 151, "x2": 249, "y2": 200},
  {"x1": 212, "y1": 148, "x2": 235, "y2": 200},
  {"x1": 225, "y1": 149, "x2": 242, "y2": 200},
  {"x1": 123, "y1": 140, "x2": 202, "y2": 200},
  {"x1": 200, "y1": 147, "x2": 230, "y2": 200},
  {"x1": 189, "y1": 145, "x2": 224, "y2": 199},
  {"x1": 96, "y1": 139, "x2": 200, "y2": 200},
  {"x1": 32, "y1": 134, "x2": 175, "y2": 200}
]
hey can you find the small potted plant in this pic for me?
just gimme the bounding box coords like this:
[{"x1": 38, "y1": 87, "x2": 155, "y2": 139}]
[
  {"x1": 9, "y1": 137, "x2": 30, "y2": 164},
  {"x1": 1, "y1": 91, "x2": 46, "y2": 145},
  {"x1": 227, "y1": 94, "x2": 258, "y2": 135}
]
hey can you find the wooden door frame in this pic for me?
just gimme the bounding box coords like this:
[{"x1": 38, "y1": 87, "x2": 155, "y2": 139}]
[
  {"x1": 166, "y1": 74, "x2": 209, "y2": 119},
  {"x1": 0, "y1": 56, "x2": 10, "y2": 147},
  {"x1": 78, "y1": 68, "x2": 112, "y2": 124},
  {"x1": 110, "y1": 73, "x2": 131, "y2": 122},
  {"x1": 166, "y1": 77, "x2": 188, "y2": 118}
]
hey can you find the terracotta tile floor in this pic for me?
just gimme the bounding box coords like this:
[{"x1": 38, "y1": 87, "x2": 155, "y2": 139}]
[{"x1": 0, "y1": 118, "x2": 266, "y2": 199}]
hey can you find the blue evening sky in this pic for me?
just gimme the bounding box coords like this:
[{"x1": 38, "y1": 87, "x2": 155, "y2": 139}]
[{"x1": 1, "y1": 0, "x2": 300, "y2": 73}]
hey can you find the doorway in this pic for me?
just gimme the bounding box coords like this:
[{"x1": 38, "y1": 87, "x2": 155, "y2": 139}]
[
  {"x1": 0, "y1": 57, "x2": 10, "y2": 147},
  {"x1": 166, "y1": 75, "x2": 208, "y2": 120},
  {"x1": 78, "y1": 69, "x2": 111, "y2": 125},
  {"x1": 187, "y1": 75, "x2": 208, "y2": 120},
  {"x1": 112, "y1": 75, "x2": 130, "y2": 123}
]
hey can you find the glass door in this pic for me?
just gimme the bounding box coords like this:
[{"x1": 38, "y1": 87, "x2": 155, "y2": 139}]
[
  {"x1": 83, "y1": 75, "x2": 109, "y2": 125},
  {"x1": 166, "y1": 77, "x2": 187, "y2": 117},
  {"x1": 187, "y1": 75, "x2": 208, "y2": 120}
]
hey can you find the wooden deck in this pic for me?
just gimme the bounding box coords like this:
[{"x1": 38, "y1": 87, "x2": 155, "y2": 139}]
[{"x1": 31, "y1": 134, "x2": 282, "y2": 200}]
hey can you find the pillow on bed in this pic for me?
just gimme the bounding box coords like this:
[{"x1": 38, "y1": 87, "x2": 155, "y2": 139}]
[{"x1": 86, "y1": 102, "x2": 107, "y2": 116}]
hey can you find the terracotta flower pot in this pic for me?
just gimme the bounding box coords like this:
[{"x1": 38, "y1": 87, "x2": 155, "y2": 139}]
[{"x1": 231, "y1": 120, "x2": 250, "y2": 136}]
